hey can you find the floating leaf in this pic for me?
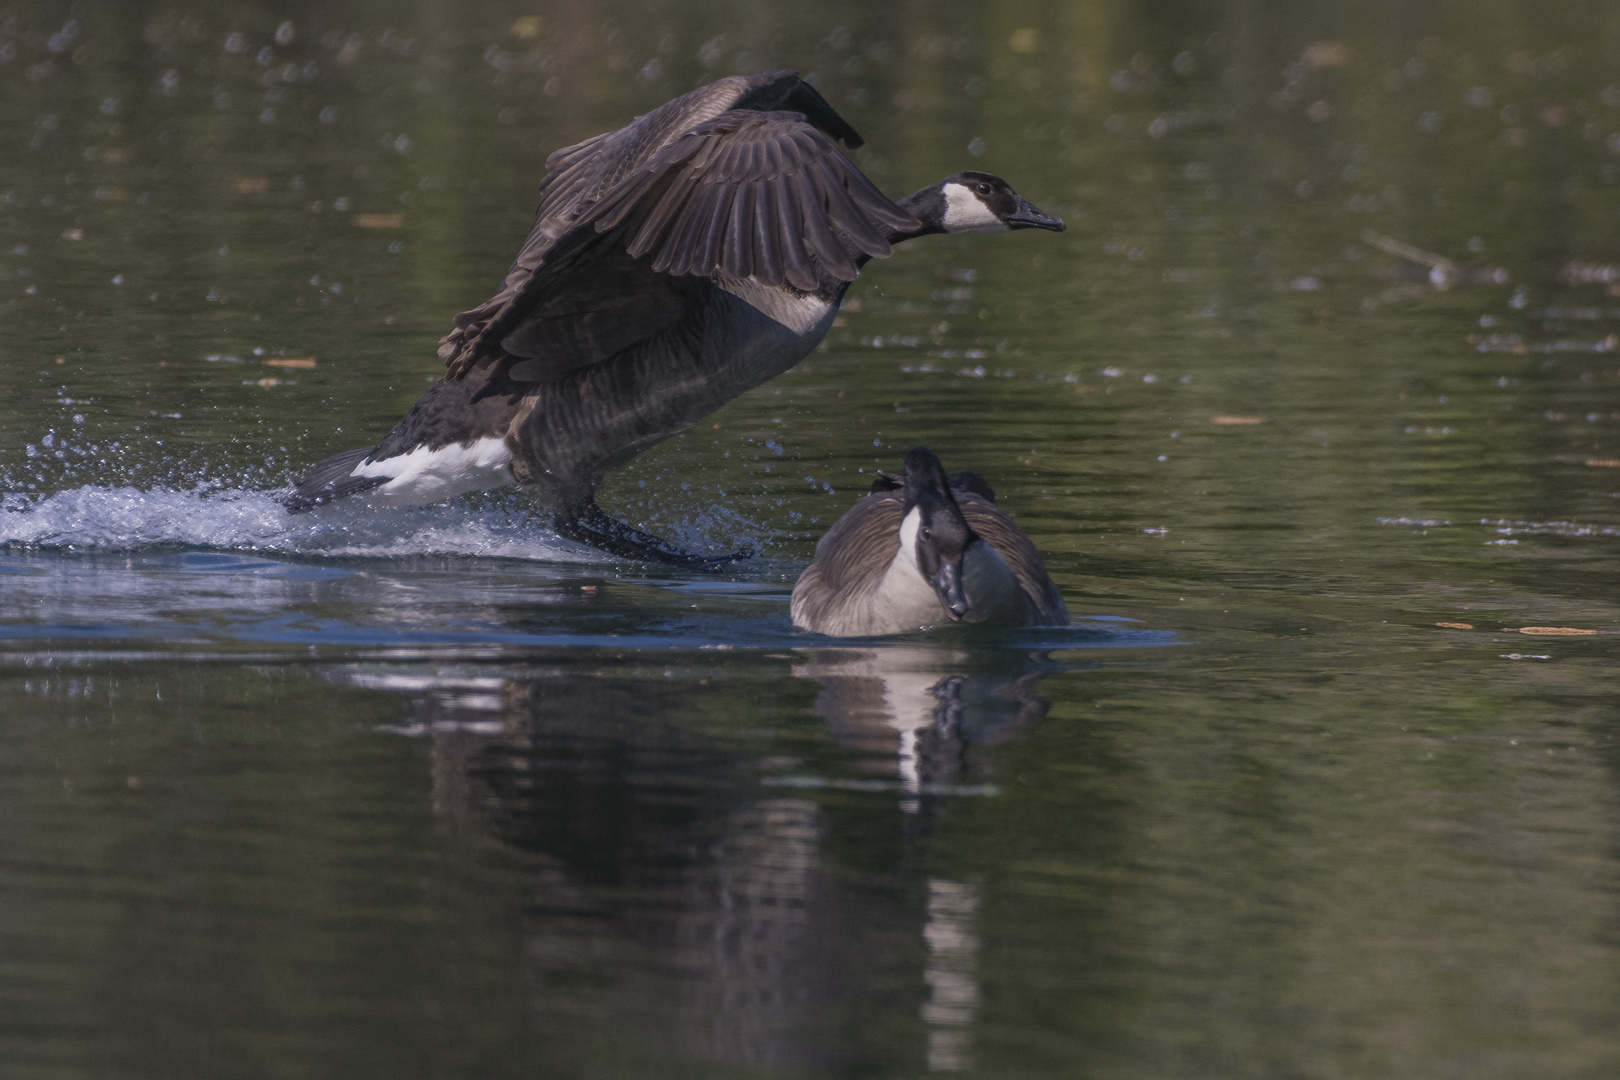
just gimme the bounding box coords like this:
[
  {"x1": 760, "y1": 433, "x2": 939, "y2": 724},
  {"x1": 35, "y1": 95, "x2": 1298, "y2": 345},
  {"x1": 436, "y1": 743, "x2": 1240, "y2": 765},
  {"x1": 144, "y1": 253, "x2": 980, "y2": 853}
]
[
  {"x1": 355, "y1": 213, "x2": 403, "y2": 229},
  {"x1": 1211, "y1": 415, "x2": 1264, "y2": 425},
  {"x1": 230, "y1": 178, "x2": 270, "y2": 194},
  {"x1": 1436, "y1": 621, "x2": 1473, "y2": 630},
  {"x1": 1586, "y1": 459, "x2": 1620, "y2": 468},
  {"x1": 1517, "y1": 626, "x2": 1603, "y2": 635},
  {"x1": 263, "y1": 357, "x2": 316, "y2": 369}
]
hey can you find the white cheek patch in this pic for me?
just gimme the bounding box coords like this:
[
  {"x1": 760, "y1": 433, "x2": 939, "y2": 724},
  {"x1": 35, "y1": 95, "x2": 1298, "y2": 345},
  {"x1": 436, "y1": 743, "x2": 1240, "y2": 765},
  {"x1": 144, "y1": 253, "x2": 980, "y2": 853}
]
[{"x1": 942, "y1": 183, "x2": 1007, "y2": 234}]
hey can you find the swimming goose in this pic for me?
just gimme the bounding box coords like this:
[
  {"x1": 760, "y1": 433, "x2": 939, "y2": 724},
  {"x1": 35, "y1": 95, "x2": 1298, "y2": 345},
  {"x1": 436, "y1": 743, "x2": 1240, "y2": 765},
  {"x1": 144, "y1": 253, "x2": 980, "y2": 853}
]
[
  {"x1": 285, "y1": 71, "x2": 1064, "y2": 567},
  {"x1": 791, "y1": 447, "x2": 1068, "y2": 636}
]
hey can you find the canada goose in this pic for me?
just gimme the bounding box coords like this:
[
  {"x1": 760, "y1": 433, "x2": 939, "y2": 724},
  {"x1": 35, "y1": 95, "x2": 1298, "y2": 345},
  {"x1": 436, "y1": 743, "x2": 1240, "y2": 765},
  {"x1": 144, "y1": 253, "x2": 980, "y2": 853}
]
[
  {"x1": 285, "y1": 71, "x2": 1064, "y2": 567},
  {"x1": 791, "y1": 447, "x2": 1067, "y2": 636}
]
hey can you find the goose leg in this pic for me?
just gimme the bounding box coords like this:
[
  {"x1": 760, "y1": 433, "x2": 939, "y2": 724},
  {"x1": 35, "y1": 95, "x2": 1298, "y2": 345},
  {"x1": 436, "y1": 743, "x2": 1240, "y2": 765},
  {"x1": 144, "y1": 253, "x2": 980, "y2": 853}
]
[{"x1": 553, "y1": 500, "x2": 753, "y2": 570}]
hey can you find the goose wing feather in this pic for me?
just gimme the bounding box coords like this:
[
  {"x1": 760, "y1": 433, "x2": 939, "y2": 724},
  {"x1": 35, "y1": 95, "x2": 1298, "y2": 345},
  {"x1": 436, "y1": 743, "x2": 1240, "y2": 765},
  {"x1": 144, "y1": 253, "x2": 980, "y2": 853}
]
[
  {"x1": 958, "y1": 496, "x2": 1070, "y2": 625},
  {"x1": 440, "y1": 72, "x2": 882, "y2": 378},
  {"x1": 498, "y1": 239, "x2": 703, "y2": 383},
  {"x1": 789, "y1": 492, "x2": 905, "y2": 632},
  {"x1": 598, "y1": 110, "x2": 919, "y2": 288}
]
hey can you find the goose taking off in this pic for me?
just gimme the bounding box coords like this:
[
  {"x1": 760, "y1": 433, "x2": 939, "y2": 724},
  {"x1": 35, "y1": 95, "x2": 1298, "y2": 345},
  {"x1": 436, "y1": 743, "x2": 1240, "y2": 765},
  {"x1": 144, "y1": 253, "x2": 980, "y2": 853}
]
[
  {"x1": 285, "y1": 71, "x2": 1064, "y2": 567},
  {"x1": 791, "y1": 447, "x2": 1068, "y2": 636}
]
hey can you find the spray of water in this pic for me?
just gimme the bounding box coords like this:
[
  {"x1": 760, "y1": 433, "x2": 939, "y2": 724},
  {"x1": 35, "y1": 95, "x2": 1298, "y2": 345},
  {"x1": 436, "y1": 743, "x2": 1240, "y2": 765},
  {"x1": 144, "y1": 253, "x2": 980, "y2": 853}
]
[{"x1": 0, "y1": 476, "x2": 774, "y2": 567}]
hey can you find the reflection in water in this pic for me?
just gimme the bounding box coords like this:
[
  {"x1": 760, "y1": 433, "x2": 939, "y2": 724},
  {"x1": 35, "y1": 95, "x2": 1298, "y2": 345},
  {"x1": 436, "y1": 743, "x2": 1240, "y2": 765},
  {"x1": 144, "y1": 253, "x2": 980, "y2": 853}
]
[
  {"x1": 332, "y1": 649, "x2": 1053, "y2": 1071},
  {"x1": 361, "y1": 666, "x2": 838, "y2": 1070},
  {"x1": 795, "y1": 647, "x2": 1051, "y2": 813},
  {"x1": 791, "y1": 646, "x2": 1047, "y2": 1071},
  {"x1": 922, "y1": 879, "x2": 982, "y2": 1072}
]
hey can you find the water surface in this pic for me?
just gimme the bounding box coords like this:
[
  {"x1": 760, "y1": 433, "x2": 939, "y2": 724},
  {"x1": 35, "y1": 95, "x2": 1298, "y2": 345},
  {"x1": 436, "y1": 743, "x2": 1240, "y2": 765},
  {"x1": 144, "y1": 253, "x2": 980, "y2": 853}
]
[{"x1": 5, "y1": 2, "x2": 1620, "y2": 1077}]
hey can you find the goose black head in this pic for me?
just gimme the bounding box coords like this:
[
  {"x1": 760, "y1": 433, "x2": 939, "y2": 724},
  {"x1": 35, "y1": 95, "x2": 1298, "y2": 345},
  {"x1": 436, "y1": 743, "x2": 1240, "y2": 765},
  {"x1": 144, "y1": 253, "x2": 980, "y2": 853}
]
[
  {"x1": 901, "y1": 171, "x2": 1065, "y2": 236},
  {"x1": 900, "y1": 446, "x2": 980, "y2": 620}
]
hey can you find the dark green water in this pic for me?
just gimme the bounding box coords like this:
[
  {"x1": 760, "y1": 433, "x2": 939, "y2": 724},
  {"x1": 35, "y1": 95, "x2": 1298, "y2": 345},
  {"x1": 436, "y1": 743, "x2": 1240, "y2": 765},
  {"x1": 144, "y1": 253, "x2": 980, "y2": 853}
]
[{"x1": 5, "y1": 2, "x2": 1620, "y2": 1077}]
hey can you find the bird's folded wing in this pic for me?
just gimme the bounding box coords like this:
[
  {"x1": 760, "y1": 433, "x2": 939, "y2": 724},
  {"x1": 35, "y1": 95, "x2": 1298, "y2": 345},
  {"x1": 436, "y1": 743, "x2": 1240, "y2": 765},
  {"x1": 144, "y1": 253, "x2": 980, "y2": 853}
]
[
  {"x1": 959, "y1": 498, "x2": 1070, "y2": 626},
  {"x1": 790, "y1": 492, "x2": 905, "y2": 630}
]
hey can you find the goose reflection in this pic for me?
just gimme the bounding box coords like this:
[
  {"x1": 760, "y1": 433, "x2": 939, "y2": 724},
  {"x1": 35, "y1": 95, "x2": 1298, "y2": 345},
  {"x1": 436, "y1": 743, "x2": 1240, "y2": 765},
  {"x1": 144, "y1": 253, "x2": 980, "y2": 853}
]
[
  {"x1": 329, "y1": 649, "x2": 1055, "y2": 1071},
  {"x1": 793, "y1": 646, "x2": 1052, "y2": 813},
  {"x1": 344, "y1": 666, "x2": 845, "y2": 1070}
]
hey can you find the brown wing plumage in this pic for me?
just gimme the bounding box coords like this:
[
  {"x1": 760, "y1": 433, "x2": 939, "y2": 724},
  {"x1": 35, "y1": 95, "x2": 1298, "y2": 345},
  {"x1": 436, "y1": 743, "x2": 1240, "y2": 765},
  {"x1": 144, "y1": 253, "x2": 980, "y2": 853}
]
[
  {"x1": 587, "y1": 111, "x2": 920, "y2": 288},
  {"x1": 439, "y1": 75, "x2": 767, "y2": 373},
  {"x1": 958, "y1": 496, "x2": 1070, "y2": 626},
  {"x1": 439, "y1": 71, "x2": 909, "y2": 381},
  {"x1": 789, "y1": 491, "x2": 905, "y2": 632},
  {"x1": 498, "y1": 244, "x2": 705, "y2": 383}
]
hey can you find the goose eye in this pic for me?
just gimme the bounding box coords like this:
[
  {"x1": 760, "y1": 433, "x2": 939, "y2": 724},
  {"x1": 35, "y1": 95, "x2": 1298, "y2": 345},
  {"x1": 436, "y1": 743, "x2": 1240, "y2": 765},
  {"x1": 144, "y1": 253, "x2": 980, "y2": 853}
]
[
  {"x1": 921, "y1": 527, "x2": 932, "y2": 540},
  {"x1": 975, "y1": 182, "x2": 991, "y2": 195}
]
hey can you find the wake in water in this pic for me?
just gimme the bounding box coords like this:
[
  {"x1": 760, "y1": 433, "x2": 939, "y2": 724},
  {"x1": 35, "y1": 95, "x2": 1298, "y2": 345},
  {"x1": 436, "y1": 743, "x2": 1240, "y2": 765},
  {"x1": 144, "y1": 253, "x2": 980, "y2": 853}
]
[{"x1": 0, "y1": 484, "x2": 765, "y2": 564}]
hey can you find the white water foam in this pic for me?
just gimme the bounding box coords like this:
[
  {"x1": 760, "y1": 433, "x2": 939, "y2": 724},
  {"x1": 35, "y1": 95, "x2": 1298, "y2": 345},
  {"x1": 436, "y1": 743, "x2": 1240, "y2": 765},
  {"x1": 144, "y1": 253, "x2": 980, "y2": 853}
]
[{"x1": 0, "y1": 485, "x2": 610, "y2": 561}]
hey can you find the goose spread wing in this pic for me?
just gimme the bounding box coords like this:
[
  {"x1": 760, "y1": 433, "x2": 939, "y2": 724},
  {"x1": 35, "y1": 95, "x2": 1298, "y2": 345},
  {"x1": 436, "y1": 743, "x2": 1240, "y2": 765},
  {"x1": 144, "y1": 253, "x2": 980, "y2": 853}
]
[
  {"x1": 494, "y1": 241, "x2": 705, "y2": 383},
  {"x1": 586, "y1": 110, "x2": 920, "y2": 289},
  {"x1": 958, "y1": 496, "x2": 1070, "y2": 626},
  {"x1": 440, "y1": 72, "x2": 881, "y2": 379}
]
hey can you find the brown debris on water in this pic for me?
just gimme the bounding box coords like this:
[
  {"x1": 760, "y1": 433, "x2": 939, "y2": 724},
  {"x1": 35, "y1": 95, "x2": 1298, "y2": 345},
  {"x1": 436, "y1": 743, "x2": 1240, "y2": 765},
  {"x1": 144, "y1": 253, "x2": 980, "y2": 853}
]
[
  {"x1": 1515, "y1": 626, "x2": 1605, "y2": 635},
  {"x1": 1362, "y1": 229, "x2": 1508, "y2": 288}
]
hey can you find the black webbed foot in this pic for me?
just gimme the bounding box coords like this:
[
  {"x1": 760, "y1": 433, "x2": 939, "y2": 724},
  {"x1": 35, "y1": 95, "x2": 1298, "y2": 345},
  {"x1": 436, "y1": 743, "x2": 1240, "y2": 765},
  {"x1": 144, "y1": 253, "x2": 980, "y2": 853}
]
[{"x1": 554, "y1": 501, "x2": 753, "y2": 571}]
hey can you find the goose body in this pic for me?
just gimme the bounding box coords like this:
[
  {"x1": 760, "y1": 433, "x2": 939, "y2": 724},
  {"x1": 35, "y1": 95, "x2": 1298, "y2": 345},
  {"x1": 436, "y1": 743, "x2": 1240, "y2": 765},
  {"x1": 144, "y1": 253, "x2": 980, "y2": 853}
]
[
  {"x1": 286, "y1": 71, "x2": 1063, "y2": 566},
  {"x1": 791, "y1": 448, "x2": 1068, "y2": 636}
]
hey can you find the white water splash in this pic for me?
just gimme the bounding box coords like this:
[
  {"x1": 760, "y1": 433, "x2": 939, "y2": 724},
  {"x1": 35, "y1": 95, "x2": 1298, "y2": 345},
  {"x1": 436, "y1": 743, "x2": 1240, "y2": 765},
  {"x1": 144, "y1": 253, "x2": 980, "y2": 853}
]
[{"x1": 0, "y1": 485, "x2": 607, "y2": 561}]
